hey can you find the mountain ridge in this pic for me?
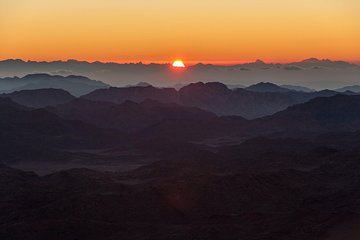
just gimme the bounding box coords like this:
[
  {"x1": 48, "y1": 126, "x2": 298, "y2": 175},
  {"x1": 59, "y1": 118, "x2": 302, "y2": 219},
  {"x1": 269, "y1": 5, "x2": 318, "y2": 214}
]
[
  {"x1": 0, "y1": 74, "x2": 108, "y2": 96},
  {"x1": 1, "y1": 58, "x2": 359, "y2": 89}
]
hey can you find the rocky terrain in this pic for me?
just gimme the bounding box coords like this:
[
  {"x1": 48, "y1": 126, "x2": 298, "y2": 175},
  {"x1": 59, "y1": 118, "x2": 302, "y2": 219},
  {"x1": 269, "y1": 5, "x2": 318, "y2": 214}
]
[{"x1": 2, "y1": 77, "x2": 360, "y2": 239}]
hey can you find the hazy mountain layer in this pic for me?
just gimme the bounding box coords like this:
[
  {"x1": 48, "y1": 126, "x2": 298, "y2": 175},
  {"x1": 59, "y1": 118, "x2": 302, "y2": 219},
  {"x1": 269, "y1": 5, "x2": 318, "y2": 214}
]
[
  {"x1": 1, "y1": 58, "x2": 359, "y2": 89},
  {"x1": 0, "y1": 73, "x2": 108, "y2": 96},
  {"x1": 1, "y1": 88, "x2": 75, "y2": 108},
  {"x1": 84, "y1": 82, "x2": 354, "y2": 119}
]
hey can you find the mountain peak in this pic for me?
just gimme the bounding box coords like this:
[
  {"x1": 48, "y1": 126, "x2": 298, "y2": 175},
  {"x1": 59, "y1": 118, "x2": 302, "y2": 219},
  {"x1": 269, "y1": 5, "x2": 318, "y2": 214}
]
[
  {"x1": 255, "y1": 59, "x2": 265, "y2": 64},
  {"x1": 24, "y1": 73, "x2": 52, "y2": 78},
  {"x1": 126, "y1": 82, "x2": 153, "y2": 88},
  {"x1": 301, "y1": 58, "x2": 321, "y2": 63}
]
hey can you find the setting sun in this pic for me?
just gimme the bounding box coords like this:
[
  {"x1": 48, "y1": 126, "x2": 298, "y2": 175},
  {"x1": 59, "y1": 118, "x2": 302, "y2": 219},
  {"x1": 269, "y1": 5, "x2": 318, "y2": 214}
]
[{"x1": 172, "y1": 60, "x2": 185, "y2": 68}]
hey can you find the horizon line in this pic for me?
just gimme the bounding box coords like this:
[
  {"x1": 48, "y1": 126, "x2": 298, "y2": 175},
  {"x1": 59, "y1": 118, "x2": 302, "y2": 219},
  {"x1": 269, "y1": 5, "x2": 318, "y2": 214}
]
[{"x1": 1, "y1": 58, "x2": 359, "y2": 66}]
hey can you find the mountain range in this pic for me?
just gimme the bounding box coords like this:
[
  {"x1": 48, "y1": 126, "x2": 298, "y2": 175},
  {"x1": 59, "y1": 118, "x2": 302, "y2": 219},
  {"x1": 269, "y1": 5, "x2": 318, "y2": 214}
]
[
  {"x1": 1, "y1": 58, "x2": 359, "y2": 89},
  {"x1": 0, "y1": 74, "x2": 358, "y2": 121},
  {"x1": 0, "y1": 76, "x2": 357, "y2": 119},
  {"x1": 1, "y1": 68, "x2": 360, "y2": 239},
  {"x1": 83, "y1": 81, "x2": 352, "y2": 119},
  {"x1": 0, "y1": 73, "x2": 108, "y2": 96},
  {"x1": 3, "y1": 90, "x2": 360, "y2": 239},
  {"x1": 1, "y1": 88, "x2": 75, "y2": 108},
  {"x1": 336, "y1": 85, "x2": 360, "y2": 93},
  {"x1": 1, "y1": 86, "x2": 359, "y2": 151},
  {"x1": 0, "y1": 97, "x2": 126, "y2": 163},
  {"x1": 0, "y1": 76, "x2": 360, "y2": 240},
  {"x1": 48, "y1": 98, "x2": 216, "y2": 133}
]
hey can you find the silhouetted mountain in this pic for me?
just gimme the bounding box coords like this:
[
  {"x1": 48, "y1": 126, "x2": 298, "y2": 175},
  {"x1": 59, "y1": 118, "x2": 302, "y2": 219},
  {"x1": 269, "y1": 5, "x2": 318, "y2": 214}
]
[
  {"x1": 135, "y1": 93, "x2": 360, "y2": 146},
  {"x1": 1, "y1": 88, "x2": 75, "y2": 108},
  {"x1": 294, "y1": 58, "x2": 359, "y2": 69},
  {"x1": 84, "y1": 82, "x2": 299, "y2": 119},
  {"x1": 240, "y1": 59, "x2": 270, "y2": 68},
  {"x1": 49, "y1": 98, "x2": 216, "y2": 133},
  {"x1": 82, "y1": 86, "x2": 179, "y2": 104},
  {"x1": 1, "y1": 59, "x2": 359, "y2": 89},
  {"x1": 281, "y1": 84, "x2": 315, "y2": 92},
  {"x1": 283, "y1": 89, "x2": 343, "y2": 103},
  {"x1": 179, "y1": 82, "x2": 297, "y2": 118},
  {"x1": 126, "y1": 82, "x2": 153, "y2": 87},
  {"x1": 0, "y1": 98, "x2": 126, "y2": 163},
  {"x1": 226, "y1": 83, "x2": 246, "y2": 89},
  {"x1": 246, "y1": 82, "x2": 291, "y2": 93},
  {"x1": 252, "y1": 95, "x2": 360, "y2": 135},
  {"x1": 82, "y1": 82, "x2": 351, "y2": 119},
  {"x1": 134, "y1": 94, "x2": 360, "y2": 142},
  {"x1": 178, "y1": 82, "x2": 231, "y2": 112},
  {"x1": 0, "y1": 74, "x2": 108, "y2": 96},
  {"x1": 336, "y1": 85, "x2": 360, "y2": 93}
]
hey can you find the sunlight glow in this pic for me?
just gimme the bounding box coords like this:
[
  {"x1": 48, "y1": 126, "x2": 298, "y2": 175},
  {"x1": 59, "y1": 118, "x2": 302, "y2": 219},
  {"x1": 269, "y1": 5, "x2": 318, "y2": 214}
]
[{"x1": 172, "y1": 60, "x2": 185, "y2": 68}]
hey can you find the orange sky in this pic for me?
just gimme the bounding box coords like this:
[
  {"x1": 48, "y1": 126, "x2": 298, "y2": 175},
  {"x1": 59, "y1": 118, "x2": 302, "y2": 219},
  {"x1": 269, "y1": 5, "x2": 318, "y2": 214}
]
[{"x1": 0, "y1": 0, "x2": 359, "y2": 64}]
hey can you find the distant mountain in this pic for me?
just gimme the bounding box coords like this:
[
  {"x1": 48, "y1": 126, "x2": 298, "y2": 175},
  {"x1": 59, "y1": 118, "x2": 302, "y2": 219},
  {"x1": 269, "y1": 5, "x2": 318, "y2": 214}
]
[
  {"x1": 49, "y1": 98, "x2": 216, "y2": 133},
  {"x1": 283, "y1": 89, "x2": 343, "y2": 103},
  {"x1": 126, "y1": 82, "x2": 153, "y2": 87},
  {"x1": 226, "y1": 83, "x2": 246, "y2": 89},
  {"x1": 292, "y1": 58, "x2": 359, "y2": 69},
  {"x1": 281, "y1": 85, "x2": 315, "y2": 92},
  {"x1": 1, "y1": 59, "x2": 359, "y2": 89},
  {"x1": 1, "y1": 88, "x2": 75, "y2": 108},
  {"x1": 0, "y1": 74, "x2": 108, "y2": 96},
  {"x1": 246, "y1": 82, "x2": 291, "y2": 93},
  {"x1": 335, "y1": 85, "x2": 360, "y2": 93},
  {"x1": 239, "y1": 59, "x2": 273, "y2": 68}
]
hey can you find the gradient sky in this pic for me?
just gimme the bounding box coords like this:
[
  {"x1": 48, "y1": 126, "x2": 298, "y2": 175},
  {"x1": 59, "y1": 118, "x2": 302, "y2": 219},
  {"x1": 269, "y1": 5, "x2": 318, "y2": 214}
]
[{"x1": 0, "y1": 0, "x2": 359, "y2": 64}]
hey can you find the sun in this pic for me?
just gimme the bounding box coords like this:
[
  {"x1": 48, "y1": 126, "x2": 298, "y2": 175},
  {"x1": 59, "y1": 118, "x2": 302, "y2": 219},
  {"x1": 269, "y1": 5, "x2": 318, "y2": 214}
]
[{"x1": 172, "y1": 60, "x2": 185, "y2": 68}]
